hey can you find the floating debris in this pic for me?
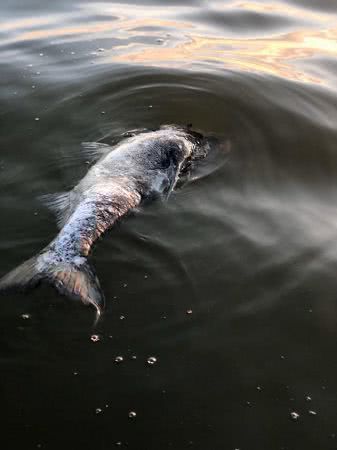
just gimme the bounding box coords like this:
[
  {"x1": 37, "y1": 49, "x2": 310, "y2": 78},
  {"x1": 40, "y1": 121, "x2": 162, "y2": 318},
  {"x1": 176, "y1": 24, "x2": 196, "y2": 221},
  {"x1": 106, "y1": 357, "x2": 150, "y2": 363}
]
[
  {"x1": 73, "y1": 371, "x2": 79, "y2": 376},
  {"x1": 147, "y1": 356, "x2": 157, "y2": 365},
  {"x1": 156, "y1": 38, "x2": 164, "y2": 44},
  {"x1": 131, "y1": 355, "x2": 137, "y2": 360},
  {"x1": 97, "y1": 48, "x2": 105, "y2": 52},
  {"x1": 120, "y1": 315, "x2": 126, "y2": 320},
  {"x1": 115, "y1": 442, "x2": 122, "y2": 446},
  {"x1": 305, "y1": 395, "x2": 312, "y2": 401},
  {"x1": 101, "y1": 111, "x2": 106, "y2": 115},
  {"x1": 290, "y1": 411, "x2": 300, "y2": 421},
  {"x1": 39, "y1": 53, "x2": 44, "y2": 56},
  {"x1": 256, "y1": 386, "x2": 262, "y2": 391},
  {"x1": 35, "y1": 117, "x2": 40, "y2": 121},
  {"x1": 128, "y1": 411, "x2": 137, "y2": 418},
  {"x1": 144, "y1": 274, "x2": 148, "y2": 278},
  {"x1": 114, "y1": 356, "x2": 124, "y2": 364},
  {"x1": 186, "y1": 309, "x2": 193, "y2": 315},
  {"x1": 95, "y1": 408, "x2": 102, "y2": 414},
  {"x1": 123, "y1": 283, "x2": 128, "y2": 288},
  {"x1": 90, "y1": 334, "x2": 100, "y2": 343},
  {"x1": 309, "y1": 410, "x2": 317, "y2": 416}
]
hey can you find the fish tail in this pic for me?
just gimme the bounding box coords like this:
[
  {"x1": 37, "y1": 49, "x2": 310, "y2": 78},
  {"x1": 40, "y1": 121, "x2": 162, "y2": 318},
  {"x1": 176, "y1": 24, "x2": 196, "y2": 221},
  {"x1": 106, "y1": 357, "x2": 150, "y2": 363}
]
[{"x1": 0, "y1": 249, "x2": 105, "y2": 319}]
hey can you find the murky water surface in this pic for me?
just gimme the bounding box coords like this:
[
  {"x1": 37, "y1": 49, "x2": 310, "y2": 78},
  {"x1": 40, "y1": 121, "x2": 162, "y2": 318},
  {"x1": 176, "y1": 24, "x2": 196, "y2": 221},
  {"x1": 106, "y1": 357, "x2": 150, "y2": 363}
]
[{"x1": 1, "y1": 1, "x2": 337, "y2": 449}]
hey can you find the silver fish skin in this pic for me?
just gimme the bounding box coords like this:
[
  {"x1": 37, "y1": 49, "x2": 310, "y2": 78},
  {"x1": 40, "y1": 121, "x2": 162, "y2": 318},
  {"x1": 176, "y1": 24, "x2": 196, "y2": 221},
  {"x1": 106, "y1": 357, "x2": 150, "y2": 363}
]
[{"x1": 0, "y1": 125, "x2": 208, "y2": 317}]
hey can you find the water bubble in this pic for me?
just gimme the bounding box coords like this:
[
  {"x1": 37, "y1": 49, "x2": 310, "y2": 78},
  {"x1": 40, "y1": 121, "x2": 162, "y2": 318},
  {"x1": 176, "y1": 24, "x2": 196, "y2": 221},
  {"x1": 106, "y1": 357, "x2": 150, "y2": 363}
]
[
  {"x1": 73, "y1": 371, "x2": 79, "y2": 376},
  {"x1": 36, "y1": 71, "x2": 41, "y2": 75},
  {"x1": 101, "y1": 111, "x2": 106, "y2": 115},
  {"x1": 71, "y1": 51, "x2": 75, "y2": 55},
  {"x1": 32, "y1": 85, "x2": 36, "y2": 89},
  {"x1": 309, "y1": 410, "x2": 317, "y2": 416},
  {"x1": 290, "y1": 411, "x2": 300, "y2": 421},
  {"x1": 256, "y1": 386, "x2": 262, "y2": 391},
  {"x1": 27, "y1": 64, "x2": 33, "y2": 67},
  {"x1": 147, "y1": 356, "x2": 157, "y2": 365},
  {"x1": 144, "y1": 274, "x2": 148, "y2": 279},
  {"x1": 21, "y1": 313, "x2": 31, "y2": 319},
  {"x1": 128, "y1": 411, "x2": 137, "y2": 418},
  {"x1": 280, "y1": 355, "x2": 285, "y2": 360},
  {"x1": 39, "y1": 53, "x2": 44, "y2": 56},
  {"x1": 95, "y1": 408, "x2": 102, "y2": 414},
  {"x1": 90, "y1": 334, "x2": 100, "y2": 343},
  {"x1": 131, "y1": 355, "x2": 137, "y2": 360},
  {"x1": 115, "y1": 442, "x2": 122, "y2": 446},
  {"x1": 114, "y1": 356, "x2": 124, "y2": 364},
  {"x1": 35, "y1": 117, "x2": 40, "y2": 121}
]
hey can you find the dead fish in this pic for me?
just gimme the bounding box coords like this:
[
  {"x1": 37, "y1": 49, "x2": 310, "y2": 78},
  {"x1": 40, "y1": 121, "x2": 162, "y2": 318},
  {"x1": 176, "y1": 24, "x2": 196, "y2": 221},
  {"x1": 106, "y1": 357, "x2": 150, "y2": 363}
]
[{"x1": 0, "y1": 125, "x2": 212, "y2": 318}]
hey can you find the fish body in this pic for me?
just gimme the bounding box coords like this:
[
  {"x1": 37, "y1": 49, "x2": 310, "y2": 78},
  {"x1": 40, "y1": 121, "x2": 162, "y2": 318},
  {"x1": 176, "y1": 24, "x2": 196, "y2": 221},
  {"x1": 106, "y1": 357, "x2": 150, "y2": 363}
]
[{"x1": 0, "y1": 125, "x2": 209, "y2": 317}]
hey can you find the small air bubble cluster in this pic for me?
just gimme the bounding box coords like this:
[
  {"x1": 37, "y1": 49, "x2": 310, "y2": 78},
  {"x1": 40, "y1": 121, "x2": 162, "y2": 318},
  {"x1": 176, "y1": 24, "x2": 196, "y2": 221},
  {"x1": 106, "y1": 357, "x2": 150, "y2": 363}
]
[
  {"x1": 114, "y1": 356, "x2": 124, "y2": 364},
  {"x1": 21, "y1": 313, "x2": 31, "y2": 319},
  {"x1": 147, "y1": 356, "x2": 157, "y2": 365},
  {"x1": 290, "y1": 411, "x2": 300, "y2": 421}
]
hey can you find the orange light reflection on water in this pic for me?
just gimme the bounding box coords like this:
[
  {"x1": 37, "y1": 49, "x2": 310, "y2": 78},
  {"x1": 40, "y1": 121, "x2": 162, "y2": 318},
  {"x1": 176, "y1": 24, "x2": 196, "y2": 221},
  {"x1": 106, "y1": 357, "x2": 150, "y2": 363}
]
[
  {"x1": 111, "y1": 26, "x2": 337, "y2": 84},
  {"x1": 1, "y1": 1, "x2": 336, "y2": 85}
]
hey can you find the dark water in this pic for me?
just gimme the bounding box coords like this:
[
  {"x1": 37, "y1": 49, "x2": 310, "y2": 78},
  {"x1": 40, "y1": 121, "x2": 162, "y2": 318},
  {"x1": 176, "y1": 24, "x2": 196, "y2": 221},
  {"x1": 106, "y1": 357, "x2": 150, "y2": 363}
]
[{"x1": 1, "y1": 0, "x2": 337, "y2": 449}]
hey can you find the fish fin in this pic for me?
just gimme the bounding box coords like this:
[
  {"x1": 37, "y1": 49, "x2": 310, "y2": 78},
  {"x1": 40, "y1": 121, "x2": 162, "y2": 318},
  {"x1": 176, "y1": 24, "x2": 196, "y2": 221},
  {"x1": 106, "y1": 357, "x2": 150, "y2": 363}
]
[
  {"x1": 50, "y1": 260, "x2": 104, "y2": 320},
  {"x1": 81, "y1": 142, "x2": 111, "y2": 163},
  {"x1": 39, "y1": 192, "x2": 71, "y2": 228},
  {"x1": 0, "y1": 251, "x2": 104, "y2": 319},
  {"x1": 121, "y1": 128, "x2": 150, "y2": 138},
  {"x1": 0, "y1": 255, "x2": 41, "y2": 292}
]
